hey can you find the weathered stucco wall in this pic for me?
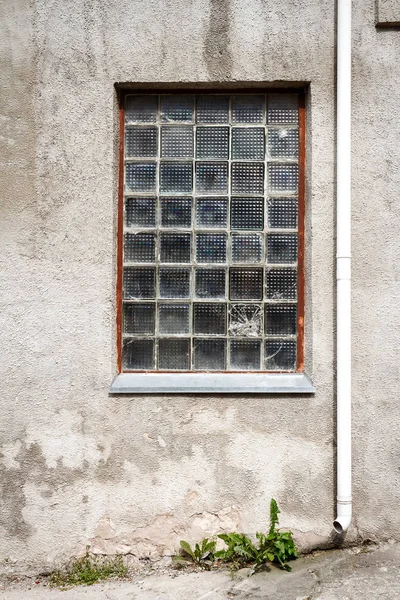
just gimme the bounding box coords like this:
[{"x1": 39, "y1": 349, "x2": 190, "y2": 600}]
[{"x1": 0, "y1": 0, "x2": 399, "y2": 566}]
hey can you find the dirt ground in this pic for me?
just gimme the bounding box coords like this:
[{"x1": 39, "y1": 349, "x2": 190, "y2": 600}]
[{"x1": 2, "y1": 541, "x2": 400, "y2": 599}]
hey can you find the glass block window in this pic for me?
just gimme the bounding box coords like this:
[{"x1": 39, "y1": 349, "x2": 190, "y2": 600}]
[{"x1": 120, "y1": 93, "x2": 303, "y2": 372}]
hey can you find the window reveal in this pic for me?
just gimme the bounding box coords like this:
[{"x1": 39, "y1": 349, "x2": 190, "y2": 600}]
[{"x1": 117, "y1": 92, "x2": 305, "y2": 372}]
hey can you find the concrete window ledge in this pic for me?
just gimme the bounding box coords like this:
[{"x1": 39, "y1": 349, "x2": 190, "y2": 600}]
[{"x1": 110, "y1": 373, "x2": 315, "y2": 394}]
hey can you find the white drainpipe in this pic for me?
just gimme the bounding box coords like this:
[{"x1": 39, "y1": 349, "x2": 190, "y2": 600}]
[{"x1": 333, "y1": 0, "x2": 352, "y2": 534}]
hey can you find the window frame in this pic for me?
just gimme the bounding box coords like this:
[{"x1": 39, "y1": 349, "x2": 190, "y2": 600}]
[{"x1": 111, "y1": 87, "x2": 313, "y2": 394}]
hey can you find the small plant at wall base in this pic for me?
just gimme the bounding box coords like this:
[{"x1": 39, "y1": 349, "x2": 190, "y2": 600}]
[
  {"x1": 173, "y1": 499, "x2": 298, "y2": 576},
  {"x1": 49, "y1": 549, "x2": 128, "y2": 588}
]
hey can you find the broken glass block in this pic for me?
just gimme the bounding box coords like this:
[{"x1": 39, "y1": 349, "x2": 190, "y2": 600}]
[{"x1": 265, "y1": 339, "x2": 297, "y2": 370}]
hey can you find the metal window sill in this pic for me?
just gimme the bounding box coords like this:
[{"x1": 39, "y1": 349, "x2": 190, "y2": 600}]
[{"x1": 110, "y1": 372, "x2": 315, "y2": 394}]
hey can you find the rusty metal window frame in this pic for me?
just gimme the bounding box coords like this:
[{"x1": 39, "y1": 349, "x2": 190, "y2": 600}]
[{"x1": 111, "y1": 88, "x2": 314, "y2": 394}]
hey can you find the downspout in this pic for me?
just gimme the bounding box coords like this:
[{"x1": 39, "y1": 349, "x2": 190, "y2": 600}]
[{"x1": 333, "y1": 0, "x2": 352, "y2": 533}]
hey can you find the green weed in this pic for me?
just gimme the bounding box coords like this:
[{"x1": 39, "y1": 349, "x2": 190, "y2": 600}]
[
  {"x1": 175, "y1": 499, "x2": 298, "y2": 576},
  {"x1": 49, "y1": 549, "x2": 128, "y2": 588}
]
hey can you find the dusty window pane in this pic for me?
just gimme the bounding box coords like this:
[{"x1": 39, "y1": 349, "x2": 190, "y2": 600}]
[
  {"x1": 268, "y1": 164, "x2": 298, "y2": 194},
  {"x1": 230, "y1": 268, "x2": 263, "y2": 300},
  {"x1": 230, "y1": 340, "x2": 261, "y2": 370},
  {"x1": 160, "y1": 233, "x2": 191, "y2": 263},
  {"x1": 161, "y1": 126, "x2": 193, "y2": 158},
  {"x1": 231, "y1": 233, "x2": 263, "y2": 263},
  {"x1": 231, "y1": 163, "x2": 264, "y2": 195},
  {"x1": 196, "y1": 198, "x2": 227, "y2": 228},
  {"x1": 267, "y1": 129, "x2": 298, "y2": 160},
  {"x1": 158, "y1": 304, "x2": 190, "y2": 334},
  {"x1": 158, "y1": 339, "x2": 190, "y2": 370},
  {"x1": 159, "y1": 268, "x2": 190, "y2": 298},
  {"x1": 232, "y1": 95, "x2": 265, "y2": 123},
  {"x1": 125, "y1": 95, "x2": 158, "y2": 123},
  {"x1": 123, "y1": 339, "x2": 154, "y2": 370},
  {"x1": 195, "y1": 269, "x2": 226, "y2": 299},
  {"x1": 193, "y1": 303, "x2": 226, "y2": 335},
  {"x1": 265, "y1": 304, "x2": 297, "y2": 335},
  {"x1": 161, "y1": 198, "x2": 192, "y2": 228},
  {"x1": 193, "y1": 339, "x2": 226, "y2": 370},
  {"x1": 125, "y1": 197, "x2": 156, "y2": 228},
  {"x1": 268, "y1": 199, "x2": 298, "y2": 229},
  {"x1": 124, "y1": 233, "x2": 155, "y2": 263},
  {"x1": 196, "y1": 127, "x2": 229, "y2": 159},
  {"x1": 160, "y1": 162, "x2": 193, "y2": 193},
  {"x1": 266, "y1": 269, "x2": 297, "y2": 300},
  {"x1": 196, "y1": 233, "x2": 227, "y2": 263},
  {"x1": 267, "y1": 95, "x2": 298, "y2": 124},
  {"x1": 267, "y1": 234, "x2": 298, "y2": 264},
  {"x1": 123, "y1": 268, "x2": 155, "y2": 299},
  {"x1": 196, "y1": 162, "x2": 228, "y2": 194},
  {"x1": 125, "y1": 127, "x2": 158, "y2": 157},
  {"x1": 196, "y1": 95, "x2": 229, "y2": 124},
  {"x1": 125, "y1": 162, "x2": 156, "y2": 193},
  {"x1": 231, "y1": 198, "x2": 264, "y2": 230},
  {"x1": 161, "y1": 95, "x2": 194, "y2": 122},
  {"x1": 123, "y1": 304, "x2": 155, "y2": 335},
  {"x1": 232, "y1": 128, "x2": 265, "y2": 160}
]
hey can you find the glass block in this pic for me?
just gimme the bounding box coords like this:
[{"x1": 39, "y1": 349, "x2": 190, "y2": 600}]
[
  {"x1": 123, "y1": 267, "x2": 155, "y2": 299},
  {"x1": 229, "y1": 304, "x2": 262, "y2": 337},
  {"x1": 161, "y1": 95, "x2": 194, "y2": 122},
  {"x1": 161, "y1": 197, "x2": 192, "y2": 228},
  {"x1": 196, "y1": 198, "x2": 227, "y2": 228},
  {"x1": 125, "y1": 197, "x2": 156, "y2": 228},
  {"x1": 229, "y1": 268, "x2": 263, "y2": 300},
  {"x1": 125, "y1": 162, "x2": 156, "y2": 193},
  {"x1": 196, "y1": 233, "x2": 227, "y2": 263},
  {"x1": 158, "y1": 338, "x2": 190, "y2": 370},
  {"x1": 123, "y1": 303, "x2": 155, "y2": 335},
  {"x1": 159, "y1": 268, "x2": 190, "y2": 298},
  {"x1": 125, "y1": 95, "x2": 157, "y2": 123},
  {"x1": 123, "y1": 339, "x2": 154, "y2": 370},
  {"x1": 195, "y1": 269, "x2": 226, "y2": 298},
  {"x1": 196, "y1": 127, "x2": 229, "y2": 159},
  {"x1": 124, "y1": 233, "x2": 155, "y2": 263},
  {"x1": 267, "y1": 95, "x2": 298, "y2": 124},
  {"x1": 196, "y1": 95, "x2": 229, "y2": 124},
  {"x1": 231, "y1": 163, "x2": 264, "y2": 195},
  {"x1": 231, "y1": 233, "x2": 263, "y2": 263},
  {"x1": 193, "y1": 339, "x2": 226, "y2": 370},
  {"x1": 266, "y1": 268, "x2": 297, "y2": 300},
  {"x1": 232, "y1": 128, "x2": 265, "y2": 160},
  {"x1": 265, "y1": 340, "x2": 297, "y2": 371},
  {"x1": 160, "y1": 233, "x2": 191, "y2": 263},
  {"x1": 268, "y1": 164, "x2": 298, "y2": 194},
  {"x1": 125, "y1": 127, "x2": 157, "y2": 157},
  {"x1": 161, "y1": 126, "x2": 194, "y2": 158},
  {"x1": 265, "y1": 304, "x2": 297, "y2": 335},
  {"x1": 231, "y1": 95, "x2": 265, "y2": 123},
  {"x1": 196, "y1": 162, "x2": 228, "y2": 194},
  {"x1": 267, "y1": 234, "x2": 298, "y2": 264},
  {"x1": 160, "y1": 162, "x2": 193, "y2": 194},
  {"x1": 230, "y1": 198, "x2": 264, "y2": 230},
  {"x1": 268, "y1": 199, "x2": 298, "y2": 229},
  {"x1": 267, "y1": 129, "x2": 298, "y2": 160},
  {"x1": 193, "y1": 303, "x2": 226, "y2": 334},
  {"x1": 158, "y1": 304, "x2": 190, "y2": 334},
  {"x1": 230, "y1": 340, "x2": 261, "y2": 370}
]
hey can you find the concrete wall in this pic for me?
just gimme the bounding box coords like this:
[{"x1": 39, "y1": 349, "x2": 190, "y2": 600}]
[{"x1": 0, "y1": 0, "x2": 399, "y2": 566}]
